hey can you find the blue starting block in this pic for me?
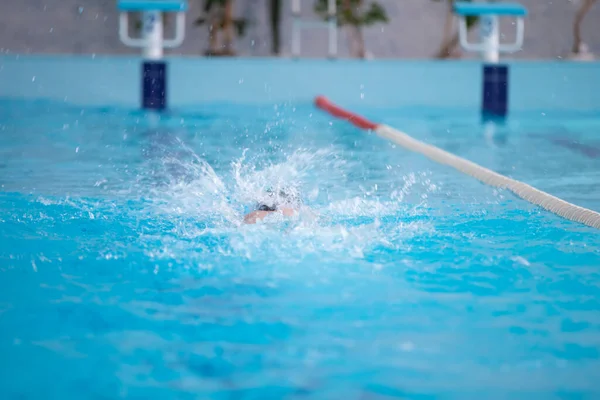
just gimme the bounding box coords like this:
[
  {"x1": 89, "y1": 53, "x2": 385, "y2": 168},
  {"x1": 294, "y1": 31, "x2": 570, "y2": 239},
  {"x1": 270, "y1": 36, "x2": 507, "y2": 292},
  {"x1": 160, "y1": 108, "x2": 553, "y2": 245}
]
[
  {"x1": 454, "y1": 2, "x2": 527, "y2": 120},
  {"x1": 117, "y1": 0, "x2": 188, "y2": 111},
  {"x1": 118, "y1": 0, "x2": 187, "y2": 12},
  {"x1": 454, "y1": 2, "x2": 527, "y2": 17}
]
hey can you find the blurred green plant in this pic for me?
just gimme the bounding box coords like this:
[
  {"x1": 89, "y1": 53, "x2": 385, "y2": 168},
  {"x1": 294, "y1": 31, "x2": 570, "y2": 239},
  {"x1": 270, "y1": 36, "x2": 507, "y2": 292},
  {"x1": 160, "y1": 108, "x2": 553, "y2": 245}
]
[
  {"x1": 195, "y1": 0, "x2": 248, "y2": 56},
  {"x1": 315, "y1": 0, "x2": 388, "y2": 26},
  {"x1": 432, "y1": 0, "x2": 479, "y2": 59},
  {"x1": 314, "y1": 0, "x2": 389, "y2": 58}
]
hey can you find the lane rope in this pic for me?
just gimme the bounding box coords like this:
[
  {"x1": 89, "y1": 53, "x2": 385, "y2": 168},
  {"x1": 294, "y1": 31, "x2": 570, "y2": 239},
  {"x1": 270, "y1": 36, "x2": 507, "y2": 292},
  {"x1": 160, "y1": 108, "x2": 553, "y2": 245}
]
[{"x1": 315, "y1": 96, "x2": 600, "y2": 230}]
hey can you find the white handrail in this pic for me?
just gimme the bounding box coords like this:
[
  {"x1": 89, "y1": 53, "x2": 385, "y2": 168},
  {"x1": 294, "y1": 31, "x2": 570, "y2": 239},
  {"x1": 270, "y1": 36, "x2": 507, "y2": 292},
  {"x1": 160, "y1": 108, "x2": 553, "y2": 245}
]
[
  {"x1": 163, "y1": 12, "x2": 186, "y2": 48},
  {"x1": 498, "y1": 18, "x2": 524, "y2": 52},
  {"x1": 458, "y1": 16, "x2": 525, "y2": 54},
  {"x1": 118, "y1": 12, "x2": 186, "y2": 49},
  {"x1": 458, "y1": 17, "x2": 488, "y2": 53},
  {"x1": 119, "y1": 13, "x2": 147, "y2": 48}
]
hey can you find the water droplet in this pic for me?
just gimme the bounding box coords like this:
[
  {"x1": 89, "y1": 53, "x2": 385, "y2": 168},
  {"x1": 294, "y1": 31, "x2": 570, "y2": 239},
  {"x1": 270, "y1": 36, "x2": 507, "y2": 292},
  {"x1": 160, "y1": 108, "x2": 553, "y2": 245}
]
[
  {"x1": 238, "y1": 78, "x2": 244, "y2": 84},
  {"x1": 360, "y1": 93, "x2": 364, "y2": 99},
  {"x1": 400, "y1": 341, "x2": 414, "y2": 352},
  {"x1": 31, "y1": 76, "x2": 36, "y2": 82},
  {"x1": 49, "y1": 28, "x2": 53, "y2": 33},
  {"x1": 78, "y1": 6, "x2": 84, "y2": 14},
  {"x1": 75, "y1": 147, "x2": 79, "y2": 153}
]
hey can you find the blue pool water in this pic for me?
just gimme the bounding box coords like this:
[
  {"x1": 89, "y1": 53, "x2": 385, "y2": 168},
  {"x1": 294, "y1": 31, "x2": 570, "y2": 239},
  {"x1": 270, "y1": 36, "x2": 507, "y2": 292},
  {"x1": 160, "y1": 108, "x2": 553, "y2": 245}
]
[{"x1": 1, "y1": 98, "x2": 600, "y2": 399}]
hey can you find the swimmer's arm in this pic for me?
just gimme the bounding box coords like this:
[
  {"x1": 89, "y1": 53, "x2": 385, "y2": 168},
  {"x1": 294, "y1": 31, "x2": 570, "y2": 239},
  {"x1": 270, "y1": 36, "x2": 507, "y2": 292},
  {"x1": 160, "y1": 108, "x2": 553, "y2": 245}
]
[
  {"x1": 279, "y1": 207, "x2": 296, "y2": 217},
  {"x1": 243, "y1": 210, "x2": 269, "y2": 224},
  {"x1": 243, "y1": 208, "x2": 296, "y2": 224}
]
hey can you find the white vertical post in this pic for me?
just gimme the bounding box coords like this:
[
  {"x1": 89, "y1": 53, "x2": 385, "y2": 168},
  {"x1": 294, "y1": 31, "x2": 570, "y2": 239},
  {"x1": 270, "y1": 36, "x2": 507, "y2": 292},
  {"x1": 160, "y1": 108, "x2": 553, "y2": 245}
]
[
  {"x1": 291, "y1": 0, "x2": 300, "y2": 14},
  {"x1": 327, "y1": 0, "x2": 337, "y2": 58},
  {"x1": 327, "y1": 0, "x2": 335, "y2": 15},
  {"x1": 480, "y1": 15, "x2": 499, "y2": 63},
  {"x1": 142, "y1": 10, "x2": 164, "y2": 59},
  {"x1": 291, "y1": 0, "x2": 300, "y2": 57}
]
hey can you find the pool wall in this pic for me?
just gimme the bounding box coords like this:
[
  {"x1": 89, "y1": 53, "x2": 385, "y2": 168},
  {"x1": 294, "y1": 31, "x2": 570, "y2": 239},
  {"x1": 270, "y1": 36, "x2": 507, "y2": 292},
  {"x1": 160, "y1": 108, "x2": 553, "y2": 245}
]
[{"x1": 0, "y1": 55, "x2": 599, "y2": 113}]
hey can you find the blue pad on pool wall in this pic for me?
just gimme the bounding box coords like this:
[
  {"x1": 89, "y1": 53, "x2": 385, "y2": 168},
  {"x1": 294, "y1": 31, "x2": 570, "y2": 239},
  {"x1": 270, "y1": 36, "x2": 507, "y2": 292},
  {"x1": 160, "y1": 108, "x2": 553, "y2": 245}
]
[
  {"x1": 482, "y1": 64, "x2": 508, "y2": 118},
  {"x1": 142, "y1": 61, "x2": 167, "y2": 110}
]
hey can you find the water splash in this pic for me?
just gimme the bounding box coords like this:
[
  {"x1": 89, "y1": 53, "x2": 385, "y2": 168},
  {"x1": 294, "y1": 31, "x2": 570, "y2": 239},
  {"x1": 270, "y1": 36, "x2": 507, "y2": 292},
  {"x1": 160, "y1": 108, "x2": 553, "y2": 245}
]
[{"x1": 122, "y1": 140, "x2": 437, "y2": 264}]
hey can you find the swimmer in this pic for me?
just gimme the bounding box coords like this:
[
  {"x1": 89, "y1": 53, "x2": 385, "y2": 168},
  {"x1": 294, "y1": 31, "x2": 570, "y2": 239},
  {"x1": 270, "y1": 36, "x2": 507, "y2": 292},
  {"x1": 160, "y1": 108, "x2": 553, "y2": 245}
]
[{"x1": 243, "y1": 188, "x2": 302, "y2": 224}]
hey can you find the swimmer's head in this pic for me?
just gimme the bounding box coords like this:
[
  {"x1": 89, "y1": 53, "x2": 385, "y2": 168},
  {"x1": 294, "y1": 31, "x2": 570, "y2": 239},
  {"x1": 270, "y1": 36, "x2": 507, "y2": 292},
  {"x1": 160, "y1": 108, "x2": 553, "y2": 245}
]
[{"x1": 255, "y1": 186, "x2": 302, "y2": 211}]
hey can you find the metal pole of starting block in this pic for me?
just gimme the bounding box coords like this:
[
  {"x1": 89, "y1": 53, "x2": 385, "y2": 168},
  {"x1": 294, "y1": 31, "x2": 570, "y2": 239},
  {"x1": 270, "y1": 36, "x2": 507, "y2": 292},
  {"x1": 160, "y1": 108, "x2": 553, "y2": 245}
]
[
  {"x1": 142, "y1": 10, "x2": 166, "y2": 110},
  {"x1": 480, "y1": 15, "x2": 499, "y2": 63},
  {"x1": 480, "y1": 14, "x2": 506, "y2": 119},
  {"x1": 142, "y1": 10, "x2": 164, "y2": 59}
]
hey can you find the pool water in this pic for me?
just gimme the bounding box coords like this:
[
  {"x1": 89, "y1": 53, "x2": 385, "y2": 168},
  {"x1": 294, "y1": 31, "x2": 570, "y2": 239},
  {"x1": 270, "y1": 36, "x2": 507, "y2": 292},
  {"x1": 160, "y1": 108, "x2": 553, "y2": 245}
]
[{"x1": 1, "y1": 98, "x2": 600, "y2": 399}]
